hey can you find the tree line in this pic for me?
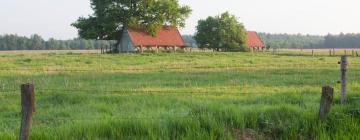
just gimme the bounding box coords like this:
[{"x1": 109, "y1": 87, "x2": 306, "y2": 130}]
[
  {"x1": 182, "y1": 35, "x2": 198, "y2": 48},
  {"x1": 184, "y1": 33, "x2": 360, "y2": 49},
  {"x1": 323, "y1": 33, "x2": 360, "y2": 49},
  {"x1": 0, "y1": 34, "x2": 115, "y2": 50},
  {"x1": 2, "y1": 33, "x2": 360, "y2": 51},
  {"x1": 258, "y1": 33, "x2": 324, "y2": 49},
  {"x1": 259, "y1": 33, "x2": 360, "y2": 49}
]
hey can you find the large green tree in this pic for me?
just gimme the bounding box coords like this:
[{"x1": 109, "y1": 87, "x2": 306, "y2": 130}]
[
  {"x1": 194, "y1": 12, "x2": 247, "y2": 51},
  {"x1": 72, "y1": 0, "x2": 191, "y2": 51}
]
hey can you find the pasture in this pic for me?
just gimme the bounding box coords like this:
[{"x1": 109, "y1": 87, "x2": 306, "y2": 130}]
[{"x1": 0, "y1": 52, "x2": 359, "y2": 139}]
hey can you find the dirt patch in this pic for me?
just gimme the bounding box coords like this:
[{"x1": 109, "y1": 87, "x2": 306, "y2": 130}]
[{"x1": 226, "y1": 128, "x2": 257, "y2": 140}]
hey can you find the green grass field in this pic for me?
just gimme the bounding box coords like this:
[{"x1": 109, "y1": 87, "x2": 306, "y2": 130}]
[{"x1": 0, "y1": 52, "x2": 359, "y2": 139}]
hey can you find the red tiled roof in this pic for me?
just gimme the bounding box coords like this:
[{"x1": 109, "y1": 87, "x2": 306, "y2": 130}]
[
  {"x1": 246, "y1": 31, "x2": 265, "y2": 48},
  {"x1": 127, "y1": 26, "x2": 185, "y2": 47}
]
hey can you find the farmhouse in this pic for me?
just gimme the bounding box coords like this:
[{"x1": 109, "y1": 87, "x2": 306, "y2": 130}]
[
  {"x1": 119, "y1": 26, "x2": 185, "y2": 52},
  {"x1": 246, "y1": 31, "x2": 265, "y2": 49}
]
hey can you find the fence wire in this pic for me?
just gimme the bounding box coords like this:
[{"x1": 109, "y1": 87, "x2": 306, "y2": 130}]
[{"x1": 0, "y1": 51, "x2": 359, "y2": 132}]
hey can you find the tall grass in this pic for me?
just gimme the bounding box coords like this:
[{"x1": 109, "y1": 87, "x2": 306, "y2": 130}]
[{"x1": 0, "y1": 52, "x2": 359, "y2": 139}]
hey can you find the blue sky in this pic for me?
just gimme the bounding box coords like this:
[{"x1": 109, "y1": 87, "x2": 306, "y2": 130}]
[{"x1": 1, "y1": 0, "x2": 359, "y2": 40}]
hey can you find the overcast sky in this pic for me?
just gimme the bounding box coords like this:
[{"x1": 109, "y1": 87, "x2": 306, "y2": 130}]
[{"x1": 0, "y1": 0, "x2": 359, "y2": 40}]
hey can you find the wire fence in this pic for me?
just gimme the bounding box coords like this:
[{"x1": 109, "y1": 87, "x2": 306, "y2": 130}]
[
  {"x1": 272, "y1": 48, "x2": 360, "y2": 56},
  {"x1": 1, "y1": 115, "x2": 205, "y2": 122},
  {"x1": 0, "y1": 65, "x2": 355, "y2": 72},
  {"x1": 0, "y1": 52, "x2": 359, "y2": 134},
  {"x1": 1, "y1": 88, "x2": 303, "y2": 98}
]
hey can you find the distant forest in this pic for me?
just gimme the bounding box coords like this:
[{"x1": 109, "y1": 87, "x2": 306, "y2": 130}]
[
  {"x1": 259, "y1": 33, "x2": 360, "y2": 49},
  {"x1": 182, "y1": 35, "x2": 198, "y2": 47},
  {"x1": 184, "y1": 33, "x2": 360, "y2": 49},
  {"x1": 0, "y1": 34, "x2": 115, "y2": 50},
  {"x1": 258, "y1": 33, "x2": 324, "y2": 49},
  {"x1": 1, "y1": 33, "x2": 360, "y2": 50}
]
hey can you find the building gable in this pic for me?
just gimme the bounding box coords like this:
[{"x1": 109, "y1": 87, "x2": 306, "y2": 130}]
[
  {"x1": 119, "y1": 29, "x2": 135, "y2": 52},
  {"x1": 246, "y1": 31, "x2": 265, "y2": 48}
]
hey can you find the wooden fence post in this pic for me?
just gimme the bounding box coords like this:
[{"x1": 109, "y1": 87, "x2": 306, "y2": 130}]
[
  {"x1": 319, "y1": 86, "x2": 334, "y2": 121},
  {"x1": 312, "y1": 49, "x2": 314, "y2": 57},
  {"x1": 329, "y1": 49, "x2": 332, "y2": 56},
  {"x1": 19, "y1": 84, "x2": 35, "y2": 140},
  {"x1": 339, "y1": 56, "x2": 348, "y2": 104}
]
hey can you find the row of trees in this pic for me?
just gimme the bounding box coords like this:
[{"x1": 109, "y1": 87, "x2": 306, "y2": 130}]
[
  {"x1": 184, "y1": 33, "x2": 360, "y2": 49},
  {"x1": 2, "y1": 33, "x2": 359, "y2": 51},
  {"x1": 323, "y1": 33, "x2": 360, "y2": 48},
  {"x1": 259, "y1": 33, "x2": 360, "y2": 49},
  {"x1": 258, "y1": 33, "x2": 324, "y2": 49},
  {"x1": 0, "y1": 34, "x2": 115, "y2": 50}
]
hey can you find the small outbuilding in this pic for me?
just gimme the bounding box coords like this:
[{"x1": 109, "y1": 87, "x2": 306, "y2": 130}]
[
  {"x1": 119, "y1": 26, "x2": 185, "y2": 52},
  {"x1": 246, "y1": 31, "x2": 265, "y2": 50}
]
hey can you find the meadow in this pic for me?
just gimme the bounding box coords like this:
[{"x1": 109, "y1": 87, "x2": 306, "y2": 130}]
[{"x1": 0, "y1": 51, "x2": 359, "y2": 139}]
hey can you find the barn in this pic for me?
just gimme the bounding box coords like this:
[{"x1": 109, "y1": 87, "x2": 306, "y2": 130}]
[
  {"x1": 246, "y1": 31, "x2": 265, "y2": 50},
  {"x1": 119, "y1": 26, "x2": 185, "y2": 52}
]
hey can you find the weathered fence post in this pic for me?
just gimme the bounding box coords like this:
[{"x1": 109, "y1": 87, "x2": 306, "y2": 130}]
[
  {"x1": 339, "y1": 56, "x2": 348, "y2": 104},
  {"x1": 19, "y1": 84, "x2": 35, "y2": 140},
  {"x1": 319, "y1": 86, "x2": 334, "y2": 121},
  {"x1": 312, "y1": 49, "x2": 314, "y2": 57},
  {"x1": 329, "y1": 49, "x2": 332, "y2": 56}
]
